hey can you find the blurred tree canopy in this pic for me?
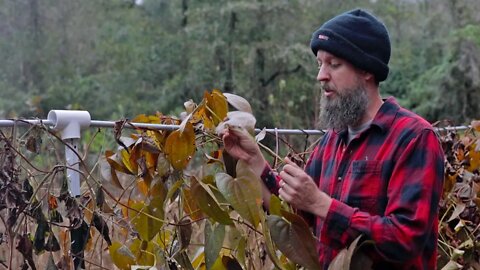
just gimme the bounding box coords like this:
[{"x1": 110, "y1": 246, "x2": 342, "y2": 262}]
[{"x1": 0, "y1": 0, "x2": 479, "y2": 126}]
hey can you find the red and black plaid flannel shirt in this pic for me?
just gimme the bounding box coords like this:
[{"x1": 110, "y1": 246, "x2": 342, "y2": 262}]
[{"x1": 261, "y1": 97, "x2": 444, "y2": 269}]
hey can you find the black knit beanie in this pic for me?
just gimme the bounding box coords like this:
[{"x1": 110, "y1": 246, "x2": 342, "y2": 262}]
[{"x1": 310, "y1": 9, "x2": 391, "y2": 82}]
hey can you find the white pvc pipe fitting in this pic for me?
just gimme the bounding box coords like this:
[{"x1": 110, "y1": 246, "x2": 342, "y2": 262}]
[
  {"x1": 47, "y1": 110, "x2": 91, "y2": 197},
  {"x1": 47, "y1": 110, "x2": 91, "y2": 139}
]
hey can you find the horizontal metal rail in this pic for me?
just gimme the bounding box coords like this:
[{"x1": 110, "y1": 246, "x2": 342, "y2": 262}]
[{"x1": 0, "y1": 119, "x2": 471, "y2": 135}]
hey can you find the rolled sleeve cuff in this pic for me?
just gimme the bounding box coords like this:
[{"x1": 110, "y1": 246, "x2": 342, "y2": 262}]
[
  {"x1": 260, "y1": 164, "x2": 280, "y2": 195},
  {"x1": 320, "y1": 199, "x2": 355, "y2": 247}
]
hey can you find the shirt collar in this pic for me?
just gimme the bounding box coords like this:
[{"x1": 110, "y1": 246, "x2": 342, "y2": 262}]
[
  {"x1": 333, "y1": 96, "x2": 399, "y2": 137},
  {"x1": 370, "y1": 96, "x2": 400, "y2": 133}
]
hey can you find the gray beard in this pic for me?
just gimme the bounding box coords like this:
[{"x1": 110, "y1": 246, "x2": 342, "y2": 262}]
[{"x1": 319, "y1": 84, "x2": 369, "y2": 131}]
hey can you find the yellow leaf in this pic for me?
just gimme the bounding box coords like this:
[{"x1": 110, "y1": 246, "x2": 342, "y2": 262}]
[
  {"x1": 191, "y1": 248, "x2": 206, "y2": 270},
  {"x1": 121, "y1": 149, "x2": 137, "y2": 174},
  {"x1": 130, "y1": 239, "x2": 156, "y2": 266},
  {"x1": 155, "y1": 230, "x2": 172, "y2": 250},
  {"x1": 128, "y1": 200, "x2": 164, "y2": 241},
  {"x1": 164, "y1": 121, "x2": 195, "y2": 170},
  {"x1": 109, "y1": 242, "x2": 136, "y2": 270},
  {"x1": 207, "y1": 89, "x2": 228, "y2": 126},
  {"x1": 132, "y1": 114, "x2": 161, "y2": 124}
]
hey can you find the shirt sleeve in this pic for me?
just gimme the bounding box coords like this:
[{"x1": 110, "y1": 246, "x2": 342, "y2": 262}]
[
  {"x1": 260, "y1": 163, "x2": 280, "y2": 195},
  {"x1": 320, "y1": 129, "x2": 444, "y2": 262}
]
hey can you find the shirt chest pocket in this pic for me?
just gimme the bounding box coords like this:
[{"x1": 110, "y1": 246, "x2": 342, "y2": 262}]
[{"x1": 344, "y1": 160, "x2": 386, "y2": 214}]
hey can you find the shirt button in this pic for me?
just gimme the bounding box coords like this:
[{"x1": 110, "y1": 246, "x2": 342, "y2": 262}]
[{"x1": 337, "y1": 177, "x2": 342, "y2": 181}]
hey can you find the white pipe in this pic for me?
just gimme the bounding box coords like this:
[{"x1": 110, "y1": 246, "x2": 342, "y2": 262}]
[{"x1": 47, "y1": 110, "x2": 91, "y2": 197}]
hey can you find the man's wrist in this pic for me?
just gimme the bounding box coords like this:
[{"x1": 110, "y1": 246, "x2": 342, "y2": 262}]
[
  {"x1": 247, "y1": 156, "x2": 267, "y2": 178},
  {"x1": 310, "y1": 191, "x2": 332, "y2": 219}
]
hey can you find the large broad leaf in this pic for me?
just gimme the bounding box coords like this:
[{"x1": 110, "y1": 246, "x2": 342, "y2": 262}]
[
  {"x1": 267, "y1": 212, "x2": 321, "y2": 270},
  {"x1": 164, "y1": 121, "x2": 195, "y2": 170},
  {"x1": 215, "y1": 160, "x2": 262, "y2": 227},
  {"x1": 205, "y1": 220, "x2": 226, "y2": 270},
  {"x1": 223, "y1": 93, "x2": 252, "y2": 114},
  {"x1": 182, "y1": 187, "x2": 203, "y2": 221},
  {"x1": 260, "y1": 213, "x2": 286, "y2": 270},
  {"x1": 128, "y1": 198, "x2": 164, "y2": 241},
  {"x1": 191, "y1": 177, "x2": 233, "y2": 225},
  {"x1": 109, "y1": 241, "x2": 136, "y2": 270}
]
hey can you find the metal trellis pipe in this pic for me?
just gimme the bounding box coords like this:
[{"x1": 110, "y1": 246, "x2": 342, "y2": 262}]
[{"x1": 0, "y1": 110, "x2": 472, "y2": 197}]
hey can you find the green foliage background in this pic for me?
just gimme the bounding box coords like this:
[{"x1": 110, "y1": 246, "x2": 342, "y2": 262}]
[{"x1": 1, "y1": 0, "x2": 480, "y2": 127}]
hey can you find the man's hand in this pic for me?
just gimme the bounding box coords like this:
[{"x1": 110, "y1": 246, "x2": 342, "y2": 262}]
[
  {"x1": 279, "y1": 157, "x2": 332, "y2": 219},
  {"x1": 221, "y1": 126, "x2": 266, "y2": 177}
]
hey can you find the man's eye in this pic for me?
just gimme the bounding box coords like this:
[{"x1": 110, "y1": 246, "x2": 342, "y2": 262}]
[{"x1": 330, "y1": 62, "x2": 340, "y2": 68}]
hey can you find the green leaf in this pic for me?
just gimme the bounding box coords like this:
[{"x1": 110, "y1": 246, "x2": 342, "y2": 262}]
[
  {"x1": 109, "y1": 242, "x2": 136, "y2": 270},
  {"x1": 205, "y1": 220, "x2": 226, "y2": 270},
  {"x1": 260, "y1": 213, "x2": 285, "y2": 270},
  {"x1": 215, "y1": 160, "x2": 262, "y2": 227},
  {"x1": 165, "y1": 178, "x2": 183, "y2": 206},
  {"x1": 191, "y1": 177, "x2": 233, "y2": 225},
  {"x1": 128, "y1": 198, "x2": 164, "y2": 241},
  {"x1": 267, "y1": 212, "x2": 321, "y2": 270},
  {"x1": 269, "y1": 195, "x2": 283, "y2": 216},
  {"x1": 235, "y1": 236, "x2": 247, "y2": 269}
]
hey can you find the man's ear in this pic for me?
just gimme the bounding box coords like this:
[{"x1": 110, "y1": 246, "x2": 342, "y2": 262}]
[{"x1": 359, "y1": 70, "x2": 375, "y2": 83}]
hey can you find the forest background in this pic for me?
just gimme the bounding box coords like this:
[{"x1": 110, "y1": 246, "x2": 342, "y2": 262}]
[{"x1": 1, "y1": 0, "x2": 480, "y2": 129}]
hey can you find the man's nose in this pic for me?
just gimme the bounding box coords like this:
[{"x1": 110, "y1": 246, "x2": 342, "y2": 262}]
[{"x1": 317, "y1": 66, "x2": 329, "y2": 82}]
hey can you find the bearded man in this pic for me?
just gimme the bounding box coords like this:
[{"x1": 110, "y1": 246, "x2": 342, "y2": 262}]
[{"x1": 220, "y1": 9, "x2": 444, "y2": 270}]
